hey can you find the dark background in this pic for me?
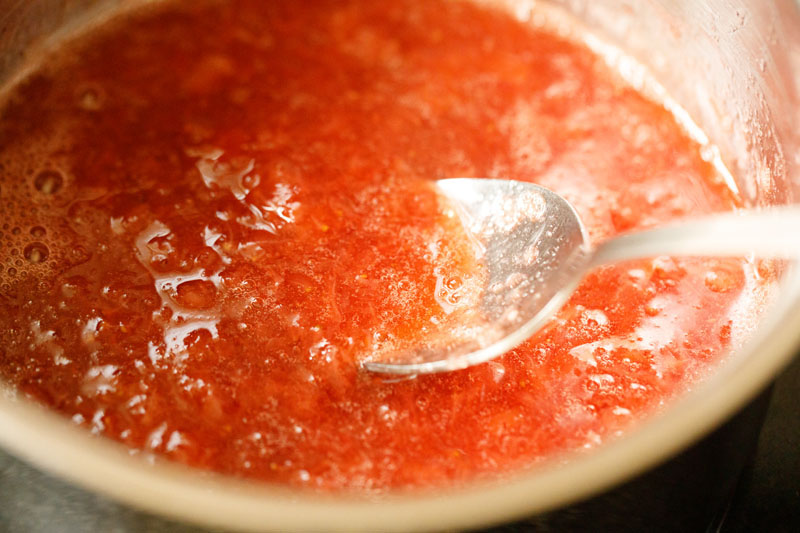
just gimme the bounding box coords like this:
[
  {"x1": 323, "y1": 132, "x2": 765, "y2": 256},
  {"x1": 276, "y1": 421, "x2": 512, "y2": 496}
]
[
  {"x1": 723, "y1": 354, "x2": 800, "y2": 533},
  {"x1": 1, "y1": 356, "x2": 798, "y2": 532}
]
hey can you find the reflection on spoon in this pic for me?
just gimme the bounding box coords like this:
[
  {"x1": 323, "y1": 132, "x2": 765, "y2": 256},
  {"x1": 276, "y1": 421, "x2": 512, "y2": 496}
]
[{"x1": 364, "y1": 178, "x2": 800, "y2": 375}]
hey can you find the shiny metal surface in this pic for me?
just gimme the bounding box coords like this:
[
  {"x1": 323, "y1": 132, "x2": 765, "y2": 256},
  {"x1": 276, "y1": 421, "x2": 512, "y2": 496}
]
[
  {"x1": 368, "y1": 179, "x2": 800, "y2": 374},
  {"x1": 365, "y1": 178, "x2": 588, "y2": 373}
]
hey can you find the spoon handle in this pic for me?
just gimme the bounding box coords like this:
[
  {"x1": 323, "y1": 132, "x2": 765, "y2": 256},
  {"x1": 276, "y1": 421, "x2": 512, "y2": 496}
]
[{"x1": 590, "y1": 207, "x2": 800, "y2": 267}]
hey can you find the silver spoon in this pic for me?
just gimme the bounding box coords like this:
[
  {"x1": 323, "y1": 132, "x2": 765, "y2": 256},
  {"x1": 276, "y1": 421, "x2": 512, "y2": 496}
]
[{"x1": 364, "y1": 178, "x2": 800, "y2": 375}]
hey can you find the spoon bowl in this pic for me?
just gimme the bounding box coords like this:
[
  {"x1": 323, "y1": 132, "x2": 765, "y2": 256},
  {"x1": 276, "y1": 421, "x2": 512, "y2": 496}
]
[{"x1": 364, "y1": 178, "x2": 800, "y2": 375}]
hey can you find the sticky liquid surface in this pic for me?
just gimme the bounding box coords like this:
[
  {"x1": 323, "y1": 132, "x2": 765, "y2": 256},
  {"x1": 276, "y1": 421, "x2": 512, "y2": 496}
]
[{"x1": 0, "y1": 0, "x2": 757, "y2": 491}]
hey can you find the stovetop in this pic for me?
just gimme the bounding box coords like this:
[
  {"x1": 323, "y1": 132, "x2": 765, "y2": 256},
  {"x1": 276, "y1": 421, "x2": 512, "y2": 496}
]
[{"x1": 1, "y1": 356, "x2": 798, "y2": 533}]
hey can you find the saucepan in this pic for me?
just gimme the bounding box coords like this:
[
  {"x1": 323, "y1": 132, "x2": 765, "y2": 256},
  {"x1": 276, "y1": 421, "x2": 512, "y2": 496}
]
[{"x1": 0, "y1": 0, "x2": 798, "y2": 531}]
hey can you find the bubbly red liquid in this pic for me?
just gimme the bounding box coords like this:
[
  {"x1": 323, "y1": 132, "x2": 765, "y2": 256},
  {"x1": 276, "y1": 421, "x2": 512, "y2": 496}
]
[{"x1": 0, "y1": 0, "x2": 755, "y2": 491}]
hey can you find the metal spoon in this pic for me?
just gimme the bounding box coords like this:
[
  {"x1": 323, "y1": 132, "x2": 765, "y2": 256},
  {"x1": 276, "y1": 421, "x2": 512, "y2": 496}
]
[{"x1": 364, "y1": 178, "x2": 800, "y2": 375}]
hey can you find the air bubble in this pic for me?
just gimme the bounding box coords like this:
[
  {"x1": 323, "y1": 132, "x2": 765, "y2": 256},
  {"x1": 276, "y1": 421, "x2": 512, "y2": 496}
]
[
  {"x1": 7, "y1": 267, "x2": 17, "y2": 276},
  {"x1": 703, "y1": 262, "x2": 741, "y2": 293},
  {"x1": 241, "y1": 173, "x2": 260, "y2": 189},
  {"x1": 488, "y1": 361, "x2": 506, "y2": 383},
  {"x1": 34, "y1": 170, "x2": 64, "y2": 195},
  {"x1": 11, "y1": 227, "x2": 20, "y2": 235},
  {"x1": 24, "y1": 242, "x2": 49, "y2": 263},
  {"x1": 78, "y1": 86, "x2": 104, "y2": 111},
  {"x1": 30, "y1": 226, "x2": 47, "y2": 238},
  {"x1": 68, "y1": 245, "x2": 91, "y2": 265},
  {"x1": 445, "y1": 276, "x2": 462, "y2": 290},
  {"x1": 174, "y1": 279, "x2": 217, "y2": 309}
]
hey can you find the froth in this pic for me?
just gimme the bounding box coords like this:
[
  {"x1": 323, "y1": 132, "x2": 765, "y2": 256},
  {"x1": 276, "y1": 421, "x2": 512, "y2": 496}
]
[{"x1": 0, "y1": 149, "x2": 77, "y2": 298}]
